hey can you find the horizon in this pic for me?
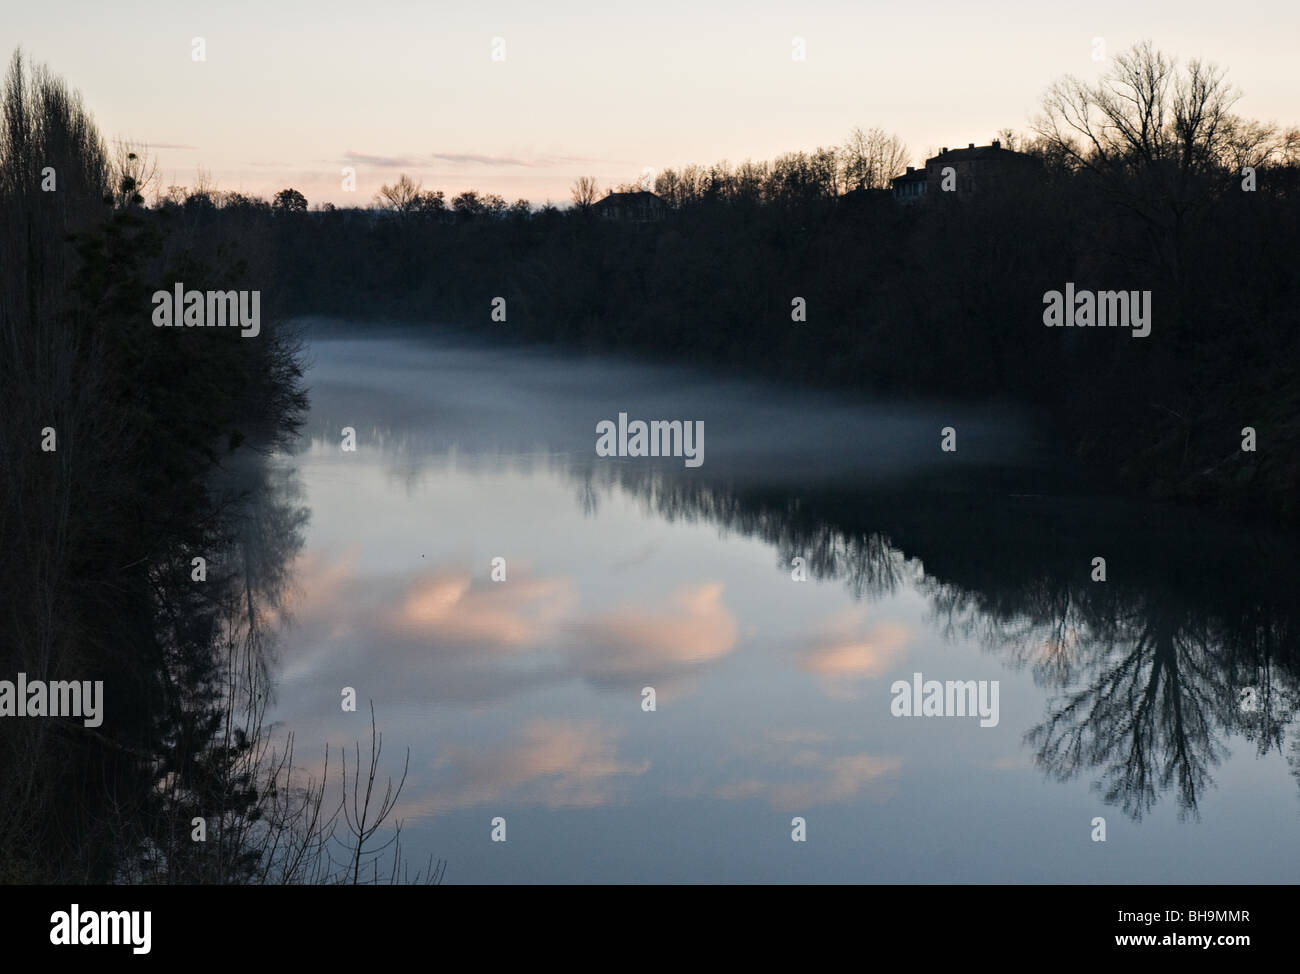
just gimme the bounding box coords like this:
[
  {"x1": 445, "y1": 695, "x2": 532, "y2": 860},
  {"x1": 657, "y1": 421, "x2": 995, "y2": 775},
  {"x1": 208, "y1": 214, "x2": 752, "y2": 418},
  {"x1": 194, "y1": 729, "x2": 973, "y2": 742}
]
[{"x1": 7, "y1": 0, "x2": 1300, "y2": 207}]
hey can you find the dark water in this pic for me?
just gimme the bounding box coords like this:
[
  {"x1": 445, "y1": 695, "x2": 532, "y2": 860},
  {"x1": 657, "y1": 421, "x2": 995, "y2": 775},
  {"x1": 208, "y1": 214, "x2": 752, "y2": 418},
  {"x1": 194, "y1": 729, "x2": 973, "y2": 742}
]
[{"x1": 257, "y1": 321, "x2": 1300, "y2": 883}]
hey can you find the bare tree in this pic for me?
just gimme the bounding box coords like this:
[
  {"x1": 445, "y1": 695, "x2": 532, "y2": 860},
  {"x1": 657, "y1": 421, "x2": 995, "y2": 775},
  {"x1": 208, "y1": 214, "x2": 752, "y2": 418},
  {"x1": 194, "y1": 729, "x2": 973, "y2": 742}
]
[
  {"x1": 810, "y1": 146, "x2": 841, "y2": 197},
  {"x1": 415, "y1": 188, "x2": 445, "y2": 214},
  {"x1": 341, "y1": 703, "x2": 408, "y2": 884},
  {"x1": 1033, "y1": 41, "x2": 1252, "y2": 281},
  {"x1": 995, "y1": 127, "x2": 1022, "y2": 152},
  {"x1": 1216, "y1": 115, "x2": 1287, "y2": 173},
  {"x1": 570, "y1": 175, "x2": 601, "y2": 212},
  {"x1": 373, "y1": 172, "x2": 423, "y2": 213},
  {"x1": 451, "y1": 189, "x2": 484, "y2": 217},
  {"x1": 1283, "y1": 128, "x2": 1300, "y2": 166},
  {"x1": 841, "y1": 127, "x2": 909, "y2": 190},
  {"x1": 110, "y1": 140, "x2": 158, "y2": 208},
  {"x1": 1031, "y1": 41, "x2": 1257, "y2": 186}
]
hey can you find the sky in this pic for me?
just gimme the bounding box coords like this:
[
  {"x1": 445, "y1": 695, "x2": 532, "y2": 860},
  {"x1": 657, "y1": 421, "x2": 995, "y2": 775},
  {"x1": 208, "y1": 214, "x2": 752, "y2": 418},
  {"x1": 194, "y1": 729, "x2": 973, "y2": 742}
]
[{"x1": 5, "y1": 0, "x2": 1299, "y2": 206}]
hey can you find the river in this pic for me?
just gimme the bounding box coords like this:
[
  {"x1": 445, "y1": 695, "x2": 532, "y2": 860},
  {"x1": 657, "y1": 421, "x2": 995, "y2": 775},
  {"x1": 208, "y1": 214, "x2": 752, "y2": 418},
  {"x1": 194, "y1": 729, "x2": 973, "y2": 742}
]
[{"x1": 256, "y1": 321, "x2": 1300, "y2": 883}]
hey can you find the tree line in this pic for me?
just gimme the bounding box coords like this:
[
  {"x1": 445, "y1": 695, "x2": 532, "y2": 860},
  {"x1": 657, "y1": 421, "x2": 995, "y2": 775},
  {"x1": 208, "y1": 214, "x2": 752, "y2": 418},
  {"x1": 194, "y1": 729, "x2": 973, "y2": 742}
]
[
  {"x1": 70, "y1": 41, "x2": 1299, "y2": 522},
  {"x1": 247, "y1": 43, "x2": 1298, "y2": 519},
  {"x1": 1, "y1": 49, "x2": 430, "y2": 883}
]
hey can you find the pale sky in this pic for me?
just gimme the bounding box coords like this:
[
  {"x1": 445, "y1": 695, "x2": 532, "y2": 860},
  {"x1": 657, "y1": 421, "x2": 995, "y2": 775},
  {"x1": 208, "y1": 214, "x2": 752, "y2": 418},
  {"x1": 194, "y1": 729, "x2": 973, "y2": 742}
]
[{"x1": 7, "y1": 0, "x2": 1298, "y2": 206}]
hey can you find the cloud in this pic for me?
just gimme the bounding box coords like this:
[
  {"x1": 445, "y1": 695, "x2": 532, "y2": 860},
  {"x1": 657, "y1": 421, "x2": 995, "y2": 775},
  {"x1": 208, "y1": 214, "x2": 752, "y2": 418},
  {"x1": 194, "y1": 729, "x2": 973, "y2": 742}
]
[
  {"x1": 400, "y1": 719, "x2": 650, "y2": 818},
  {"x1": 711, "y1": 740, "x2": 902, "y2": 811},
  {"x1": 395, "y1": 571, "x2": 577, "y2": 649},
  {"x1": 568, "y1": 582, "x2": 739, "y2": 687},
  {"x1": 764, "y1": 728, "x2": 831, "y2": 745},
  {"x1": 431, "y1": 152, "x2": 602, "y2": 168},
  {"x1": 342, "y1": 150, "x2": 610, "y2": 170},
  {"x1": 433, "y1": 152, "x2": 536, "y2": 167},
  {"x1": 273, "y1": 552, "x2": 574, "y2": 697},
  {"x1": 341, "y1": 150, "x2": 423, "y2": 168},
  {"x1": 794, "y1": 606, "x2": 911, "y2": 698},
  {"x1": 277, "y1": 554, "x2": 737, "y2": 705}
]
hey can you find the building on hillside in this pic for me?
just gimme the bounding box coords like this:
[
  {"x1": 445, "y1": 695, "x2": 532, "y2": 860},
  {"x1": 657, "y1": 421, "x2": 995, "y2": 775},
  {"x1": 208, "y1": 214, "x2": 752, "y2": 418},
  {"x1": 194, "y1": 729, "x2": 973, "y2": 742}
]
[
  {"x1": 592, "y1": 190, "x2": 668, "y2": 222},
  {"x1": 890, "y1": 167, "x2": 928, "y2": 204},
  {"x1": 924, "y1": 140, "x2": 1041, "y2": 196},
  {"x1": 891, "y1": 140, "x2": 1042, "y2": 203}
]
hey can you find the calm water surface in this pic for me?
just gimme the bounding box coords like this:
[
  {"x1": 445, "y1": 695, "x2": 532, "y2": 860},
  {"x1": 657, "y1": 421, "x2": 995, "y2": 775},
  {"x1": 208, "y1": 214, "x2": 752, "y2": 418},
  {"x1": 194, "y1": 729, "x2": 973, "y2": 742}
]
[{"x1": 259, "y1": 322, "x2": 1300, "y2": 883}]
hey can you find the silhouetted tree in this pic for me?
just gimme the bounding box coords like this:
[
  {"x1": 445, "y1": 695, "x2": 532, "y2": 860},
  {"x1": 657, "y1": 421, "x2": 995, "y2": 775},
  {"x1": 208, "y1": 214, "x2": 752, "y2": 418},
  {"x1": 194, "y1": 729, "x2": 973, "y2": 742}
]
[
  {"x1": 570, "y1": 175, "x2": 600, "y2": 212},
  {"x1": 451, "y1": 189, "x2": 484, "y2": 217},
  {"x1": 841, "y1": 127, "x2": 910, "y2": 190},
  {"x1": 373, "y1": 173, "x2": 422, "y2": 213},
  {"x1": 272, "y1": 187, "x2": 308, "y2": 212}
]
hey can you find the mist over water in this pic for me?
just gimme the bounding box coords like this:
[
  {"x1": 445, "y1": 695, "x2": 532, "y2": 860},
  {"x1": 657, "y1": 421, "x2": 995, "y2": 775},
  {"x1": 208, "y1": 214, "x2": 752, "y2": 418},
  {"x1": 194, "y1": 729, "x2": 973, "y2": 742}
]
[
  {"x1": 297, "y1": 320, "x2": 1050, "y2": 480},
  {"x1": 262, "y1": 321, "x2": 1300, "y2": 883}
]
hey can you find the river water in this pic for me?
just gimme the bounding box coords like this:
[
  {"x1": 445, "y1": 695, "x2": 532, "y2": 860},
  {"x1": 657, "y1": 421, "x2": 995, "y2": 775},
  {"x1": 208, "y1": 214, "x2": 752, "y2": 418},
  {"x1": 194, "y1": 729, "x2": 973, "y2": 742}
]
[{"x1": 258, "y1": 322, "x2": 1300, "y2": 883}]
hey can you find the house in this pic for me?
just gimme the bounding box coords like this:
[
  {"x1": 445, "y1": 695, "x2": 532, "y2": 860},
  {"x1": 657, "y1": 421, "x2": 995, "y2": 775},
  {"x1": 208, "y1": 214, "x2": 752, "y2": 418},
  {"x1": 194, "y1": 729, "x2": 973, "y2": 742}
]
[
  {"x1": 592, "y1": 190, "x2": 668, "y2": 222},
  {"x1": 892, "y1": 140, "x2": 1042, "y2": 202},
  {"x1": 924, "y1": 140, "x2": 1040, "y2": 196},
  {"x1": 890, "y1": 166, "x2": 928, "y2": 204}
]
